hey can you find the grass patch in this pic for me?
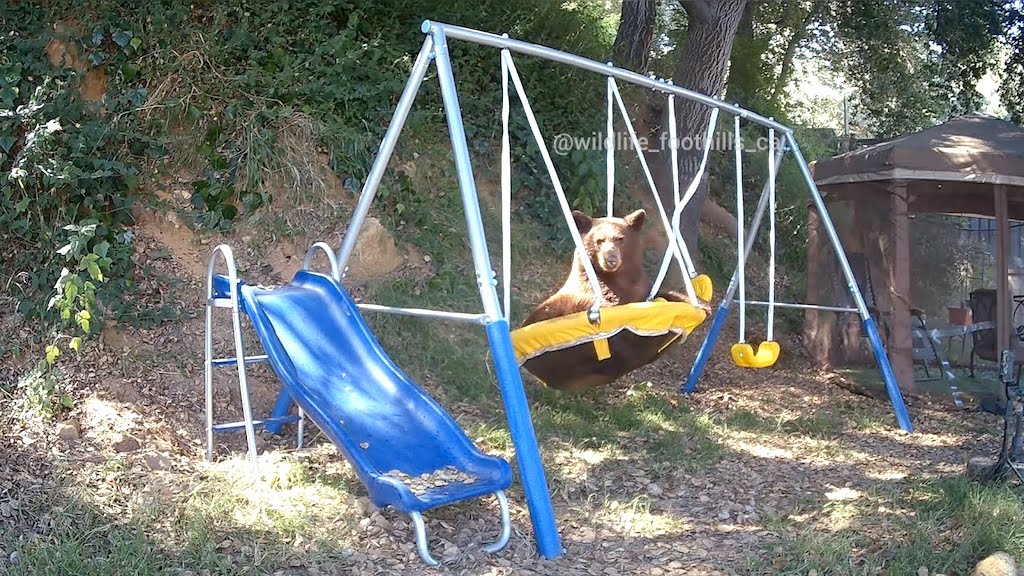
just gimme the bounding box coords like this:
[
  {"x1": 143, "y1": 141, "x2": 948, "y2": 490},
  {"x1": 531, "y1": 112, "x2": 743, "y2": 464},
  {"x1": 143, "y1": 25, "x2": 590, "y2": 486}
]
[
  {"x1": 835, "y1": 367, "x2": 1002, "y2": 407},
  {"x1": 881, "y1": 477, "x2": 1024, "y2": 574},
  {"x1": 7, "y1": 503, "x2": 170, "y2": 576},
  {"x1": 364, "y1": 307, "x2": 497, "y2": 403},
  {"x1": 779, "y1": 413, "x2": 845, "y2": 438},
  {"x1": 178, "y1": 452, "x2": 362, "y2": 572},
  {"x1": 465, "y1": 422, "x2": 514, "y2": 453},
  {"x1": 754, "y1": 529, "x2": 871, "y2": 575},
  {"x1": 647, "y1": 418, "x2": 723, "y2": 471},
  {"x1": 725, "y1": 409, "x2": 766, "y2": 432},
  {"x1": 3, "y1": 451, "x2": 366, "y2": 576},
  {"x1": 528, "y1": 385, "x2": 724, "y2": 472},
  {"x1": 725, "y1": 408, "x2": 845, "y2": 438},
  {"x1": 746, "y1": 476, "x2": 1024, "y2": 575}
]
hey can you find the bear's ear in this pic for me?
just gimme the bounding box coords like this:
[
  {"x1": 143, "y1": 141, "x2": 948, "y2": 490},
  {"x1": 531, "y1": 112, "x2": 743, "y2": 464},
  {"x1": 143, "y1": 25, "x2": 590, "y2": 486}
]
[
  {"x1": 624, "y1": 209, "x2": 646, "y2": 229},
  {"x1": 572, "y1": 210, "x2": 593, "y2": 233}
]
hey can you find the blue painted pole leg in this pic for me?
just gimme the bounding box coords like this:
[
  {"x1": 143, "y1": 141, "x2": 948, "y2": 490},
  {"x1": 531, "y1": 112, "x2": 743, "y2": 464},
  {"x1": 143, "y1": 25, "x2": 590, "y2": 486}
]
[
  {"x1": 265, "y1": 389, "x2": 294, "y2": 435},
  {"x1": 683, "y1": 302, "x2": 730, "y2": 395},
  {"x1": 486, "y1": 321, "x2": 563, "y2": 559},
  {"x1": 863, "y1": 317, "x2": 914, "y2": 433}
]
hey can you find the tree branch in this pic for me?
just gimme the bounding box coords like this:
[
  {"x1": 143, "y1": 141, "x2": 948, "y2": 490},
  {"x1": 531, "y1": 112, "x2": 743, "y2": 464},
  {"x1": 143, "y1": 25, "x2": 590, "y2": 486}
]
[
  {"x1": 679, "y1": 0, "x2": 713, "y2": 26},
  {"x1": 769, "y1": 0, "x2": 825, "y2": 106}
]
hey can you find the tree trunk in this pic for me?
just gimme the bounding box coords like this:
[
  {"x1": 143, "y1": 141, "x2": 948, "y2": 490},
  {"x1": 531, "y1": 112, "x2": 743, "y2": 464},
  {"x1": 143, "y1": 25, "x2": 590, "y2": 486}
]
[
  {"x1": 650, "y1": 0, "x2": 748, "y2": 278},
  {"x1": 612, "y1": 0, "x2": 659, "y2": 72}
]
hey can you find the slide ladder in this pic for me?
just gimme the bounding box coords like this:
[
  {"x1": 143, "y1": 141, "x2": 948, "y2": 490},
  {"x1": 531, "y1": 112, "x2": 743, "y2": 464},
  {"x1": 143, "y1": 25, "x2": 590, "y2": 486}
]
[{"x1": 204, "y1": 244, "x2": 512, "y2": 566}]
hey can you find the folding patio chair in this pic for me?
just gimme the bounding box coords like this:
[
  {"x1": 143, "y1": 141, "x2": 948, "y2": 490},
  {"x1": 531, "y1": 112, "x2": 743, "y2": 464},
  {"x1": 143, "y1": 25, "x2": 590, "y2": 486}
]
[{"x1": 968, "y1": 288, "x2": 1024, "y2": 384}]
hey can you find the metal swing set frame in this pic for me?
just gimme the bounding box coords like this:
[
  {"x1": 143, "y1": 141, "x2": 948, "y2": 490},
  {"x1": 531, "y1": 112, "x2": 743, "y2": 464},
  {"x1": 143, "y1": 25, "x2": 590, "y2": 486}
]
[{"x1": 324, "y1": 20, "x2": 912, "y2": 562}]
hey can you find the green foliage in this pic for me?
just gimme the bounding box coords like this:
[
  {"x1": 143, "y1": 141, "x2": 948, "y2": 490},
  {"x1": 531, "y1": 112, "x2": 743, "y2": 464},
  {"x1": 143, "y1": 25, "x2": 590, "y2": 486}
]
[
  {"x1": 929, "y1": 0, "x2": 1004, "y2": 116},
  {"x1": 830, "y1": 0, "x2": 947, "y2": 138},
  {"x1": 0, "y1": 6, "x2": 156, "y2": 360},
  {"x1": 1001, "y1": 1, "x2": 1024, "y2": 123},
  {"x1": 754, "y1": 476, "x2": 1024, "y2": 575},
  {"x1": 812, "y1": 0, "x2": 1016, "y2": 136},
  {"x1": 723, "y1": 0, "x2": 829, "y2": 121},
  {"x1": 725, "y1": 33, "x2": 778, "y2": 118},
  {"x1": 0, "y1": 0, "x2": 621, "y2": 364},
  {"x1": 14, "y1": 365, "x2": 73, "y2": 418},
  {"x1": 908, "y1": 215, "x2": 984, "y2": 317},
  {"x1": 138, "y1": 0, "x2": 617, "y2": 225}
]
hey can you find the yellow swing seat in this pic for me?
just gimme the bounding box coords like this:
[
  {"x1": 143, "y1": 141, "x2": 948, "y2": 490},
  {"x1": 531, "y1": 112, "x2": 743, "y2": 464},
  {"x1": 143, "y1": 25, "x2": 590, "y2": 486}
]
[
  {"x1": 510, "y1": 298, "x2": 708, "y2": 365},
  {"x1": 509, "y1": 276, "x2": 712, "y2": 391},
  {"x1": 730, "y1": 340, "x2": 781, "y2": 368},
  {"x1": 691, "y1": 274, "x2": 714, "y2": 303}
]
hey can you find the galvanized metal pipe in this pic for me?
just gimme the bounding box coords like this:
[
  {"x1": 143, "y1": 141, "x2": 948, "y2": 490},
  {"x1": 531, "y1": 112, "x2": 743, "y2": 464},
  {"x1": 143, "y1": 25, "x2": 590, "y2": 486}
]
[
  {"x1": 356, "y1": 303, "x2": 489, "y2": 324},
  {"x1": 432, "y1": 28, "x2": 564, "y2": 559},
  {"x1": 302, "y1": 241, "x2": 340, "y2": 280},
  {"x1": 204, "y1": 244, "x2": 260, "y2": 474},
  {"x1": 734, "y1": 300, "x2": 858, "y2": 314},
  {"x1": 423, "y1": 21, "x2": 791, "y2": 134},
  {"x1": 337, "y1": 35, "x2": 435, "y2": 275}
]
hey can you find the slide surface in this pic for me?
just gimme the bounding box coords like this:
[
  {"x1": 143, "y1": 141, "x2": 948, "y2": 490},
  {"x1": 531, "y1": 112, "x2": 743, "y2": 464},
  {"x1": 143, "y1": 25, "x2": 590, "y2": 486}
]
[{"x1": 216, "y1": 270, "x2": 512, "y2": 513}]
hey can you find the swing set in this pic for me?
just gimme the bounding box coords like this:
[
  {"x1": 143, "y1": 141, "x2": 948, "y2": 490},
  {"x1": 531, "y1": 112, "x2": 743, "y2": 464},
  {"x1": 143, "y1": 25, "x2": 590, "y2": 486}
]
[{"x1": 205, "y1": 21, "x2": 915, "y2": 565}]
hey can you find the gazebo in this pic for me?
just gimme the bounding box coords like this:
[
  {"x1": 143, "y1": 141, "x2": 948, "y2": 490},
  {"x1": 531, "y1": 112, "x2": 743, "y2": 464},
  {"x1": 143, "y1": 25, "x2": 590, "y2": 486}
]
[{"x1": 805, "y1": 113, "x2": 1024, "y2": 392}]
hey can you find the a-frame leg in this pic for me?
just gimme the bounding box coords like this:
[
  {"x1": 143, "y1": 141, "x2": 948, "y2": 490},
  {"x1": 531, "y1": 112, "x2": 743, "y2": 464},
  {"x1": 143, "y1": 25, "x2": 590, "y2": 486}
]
[
  {"x1": 786, "y1": 132, "x2": 913, "y2": 433},
  {"x1": 429, "y1": 26, "x2": 563, "y2": 560}
]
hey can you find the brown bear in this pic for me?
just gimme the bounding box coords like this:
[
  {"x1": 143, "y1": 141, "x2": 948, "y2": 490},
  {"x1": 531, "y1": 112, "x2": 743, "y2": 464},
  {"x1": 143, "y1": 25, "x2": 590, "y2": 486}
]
[{"x1": 519, "y1": 208, "x2": 707, "y2": 392}]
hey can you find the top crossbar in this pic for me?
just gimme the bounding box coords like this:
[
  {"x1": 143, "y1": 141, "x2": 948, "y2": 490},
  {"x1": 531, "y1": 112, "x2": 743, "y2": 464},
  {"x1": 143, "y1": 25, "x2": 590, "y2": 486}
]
[{"x1": 422, "y1": 20, "x2": 791, "y2": 134}]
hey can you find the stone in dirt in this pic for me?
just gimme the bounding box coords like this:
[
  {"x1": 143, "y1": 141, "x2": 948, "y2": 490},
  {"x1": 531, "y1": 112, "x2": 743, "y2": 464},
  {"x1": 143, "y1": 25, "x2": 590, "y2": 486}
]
[
  {"x1": 100, "y1": 325, "x2": 133, "y2": 351},
  {"x1": 57, "y1": 419, "x2": 80, "y2": 441},
  {"x1": 345, "y1": 217, "x2": 403, "y2": 280},
  {"x1": 113, "y1": 434, "x2": 141, "y2": 453},
  {"x1": 972, "y1": 552, "x2": 1019, "y2": 576},
  {"x1": 144, "y1": 452, "x2": 173, "y2": 471}
]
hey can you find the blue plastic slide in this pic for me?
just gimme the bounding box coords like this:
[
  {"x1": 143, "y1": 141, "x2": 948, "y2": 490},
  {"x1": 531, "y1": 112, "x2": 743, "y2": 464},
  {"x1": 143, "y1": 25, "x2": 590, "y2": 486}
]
[{"x1": 211, "y1": 270, "x2": 512, "y2": 562}]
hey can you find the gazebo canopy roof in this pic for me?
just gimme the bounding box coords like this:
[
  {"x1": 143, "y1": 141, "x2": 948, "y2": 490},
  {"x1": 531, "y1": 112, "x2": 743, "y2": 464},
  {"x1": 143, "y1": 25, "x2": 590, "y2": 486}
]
[{"x1": 810, "y1": 114, "x2": 1024, "y2": 219}]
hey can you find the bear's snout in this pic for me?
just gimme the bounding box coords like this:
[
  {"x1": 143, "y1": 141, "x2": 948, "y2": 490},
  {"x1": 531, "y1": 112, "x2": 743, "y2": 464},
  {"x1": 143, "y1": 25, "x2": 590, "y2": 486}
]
[{"x1": 597, "y1": 246, "x2": 621, "y2": 273}]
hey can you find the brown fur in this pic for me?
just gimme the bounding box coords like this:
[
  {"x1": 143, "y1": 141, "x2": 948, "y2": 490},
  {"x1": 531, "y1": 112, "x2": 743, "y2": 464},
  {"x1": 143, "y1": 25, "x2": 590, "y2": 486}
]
[{"x1": 520, "y1": 209, "x2": 706, "y2": 392}]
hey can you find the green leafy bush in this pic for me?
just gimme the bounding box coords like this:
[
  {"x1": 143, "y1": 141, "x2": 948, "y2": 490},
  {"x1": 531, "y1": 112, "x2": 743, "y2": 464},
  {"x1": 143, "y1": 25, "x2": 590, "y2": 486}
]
[
  {"x1": 1, "y1": 5, "x2": 152, "y2": 360},
  {"x1": 0, "y1": 0, "x2": 620, "y2": 365}
]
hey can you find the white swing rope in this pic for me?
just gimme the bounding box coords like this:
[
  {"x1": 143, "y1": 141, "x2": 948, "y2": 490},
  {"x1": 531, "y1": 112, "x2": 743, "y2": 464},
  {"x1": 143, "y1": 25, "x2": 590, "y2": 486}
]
[
  {"x1": 767, "y1": 127, "x2": 776, "y2": 342},
  {"x1": 607, "y1": 79, "x2": 699, "y2": 306},
  {"x1": 649, "y1": 102, "x2": 720, "y2": 300},
  {"x1": 735, "y1": 115, "x2": 746, "y2": 344},
  {"x1": 606, "y1": 76, "x2": 615, "y2": 218},
  {"x1": 500, "y1": 50, "x2": 605, "y2": 319},
  {"x1": 501, "y1": 50, "x2": 513, "y2": 321}
]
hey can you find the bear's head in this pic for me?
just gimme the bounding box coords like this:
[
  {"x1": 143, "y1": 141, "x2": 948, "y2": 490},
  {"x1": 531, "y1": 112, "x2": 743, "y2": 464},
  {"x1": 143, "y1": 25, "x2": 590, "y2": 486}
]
[{"x1": 572, "y1": 208, "x2": 646, "y2": 276}]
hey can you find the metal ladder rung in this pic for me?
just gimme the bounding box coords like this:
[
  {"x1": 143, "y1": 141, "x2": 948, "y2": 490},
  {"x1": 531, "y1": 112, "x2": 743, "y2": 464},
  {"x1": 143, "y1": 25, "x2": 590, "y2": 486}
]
[
  {"x1": 212, "y1": 415, "x2": 302, "y2": 433},
  {"x1": 209, "y1": 297, "x2": 236, "y2": 308},
  {"x1": 211, "y1": 355, "x2": 269, "y2": 366}
]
